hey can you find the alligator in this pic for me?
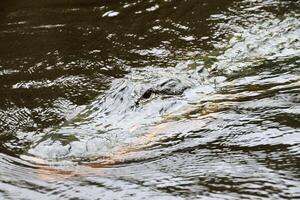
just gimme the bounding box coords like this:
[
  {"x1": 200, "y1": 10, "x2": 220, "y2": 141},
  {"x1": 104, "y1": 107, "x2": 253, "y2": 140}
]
[{"x1": 21, "y1": 65, "x2": 214, "y2": 166}]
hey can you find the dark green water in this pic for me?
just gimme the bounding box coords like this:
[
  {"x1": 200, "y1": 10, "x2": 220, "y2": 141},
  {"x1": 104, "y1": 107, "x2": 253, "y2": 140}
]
[{"x1": 0, "y1": 0, "x2": 300, "y2": 199}]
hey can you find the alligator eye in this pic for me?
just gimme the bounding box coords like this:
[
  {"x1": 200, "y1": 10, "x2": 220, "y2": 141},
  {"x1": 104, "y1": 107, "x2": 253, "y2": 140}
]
[{"x1": 141, "y1": 89, "x2": 153, "y2": 99}]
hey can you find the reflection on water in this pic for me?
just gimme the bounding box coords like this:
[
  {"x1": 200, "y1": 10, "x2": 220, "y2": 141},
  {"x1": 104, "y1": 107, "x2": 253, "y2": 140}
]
[{"x1": 0, "y1": 0, "x2": 300, "y2": 199}]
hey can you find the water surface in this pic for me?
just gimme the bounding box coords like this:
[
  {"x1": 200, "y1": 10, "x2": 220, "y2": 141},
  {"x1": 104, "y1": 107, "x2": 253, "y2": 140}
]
[{"x1": 0, "y1": 0, "x2": 300, "y2": 199}]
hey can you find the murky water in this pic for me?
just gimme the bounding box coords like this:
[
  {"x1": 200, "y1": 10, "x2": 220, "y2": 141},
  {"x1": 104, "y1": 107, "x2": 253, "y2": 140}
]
[{"x1": 0, "y1": 0, "x2": 300, "y2": 199}]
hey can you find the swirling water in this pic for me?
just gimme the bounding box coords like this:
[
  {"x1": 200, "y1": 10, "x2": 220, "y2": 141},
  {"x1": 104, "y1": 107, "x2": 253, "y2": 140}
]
[{"x1": 0, "y1": 0, "x2": 300, "y2": 199}]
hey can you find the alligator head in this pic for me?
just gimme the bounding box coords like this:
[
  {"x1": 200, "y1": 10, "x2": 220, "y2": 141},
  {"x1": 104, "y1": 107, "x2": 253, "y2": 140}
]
[{"x1": 26, "y1": 66, "x2": 205, "y2": 162}]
